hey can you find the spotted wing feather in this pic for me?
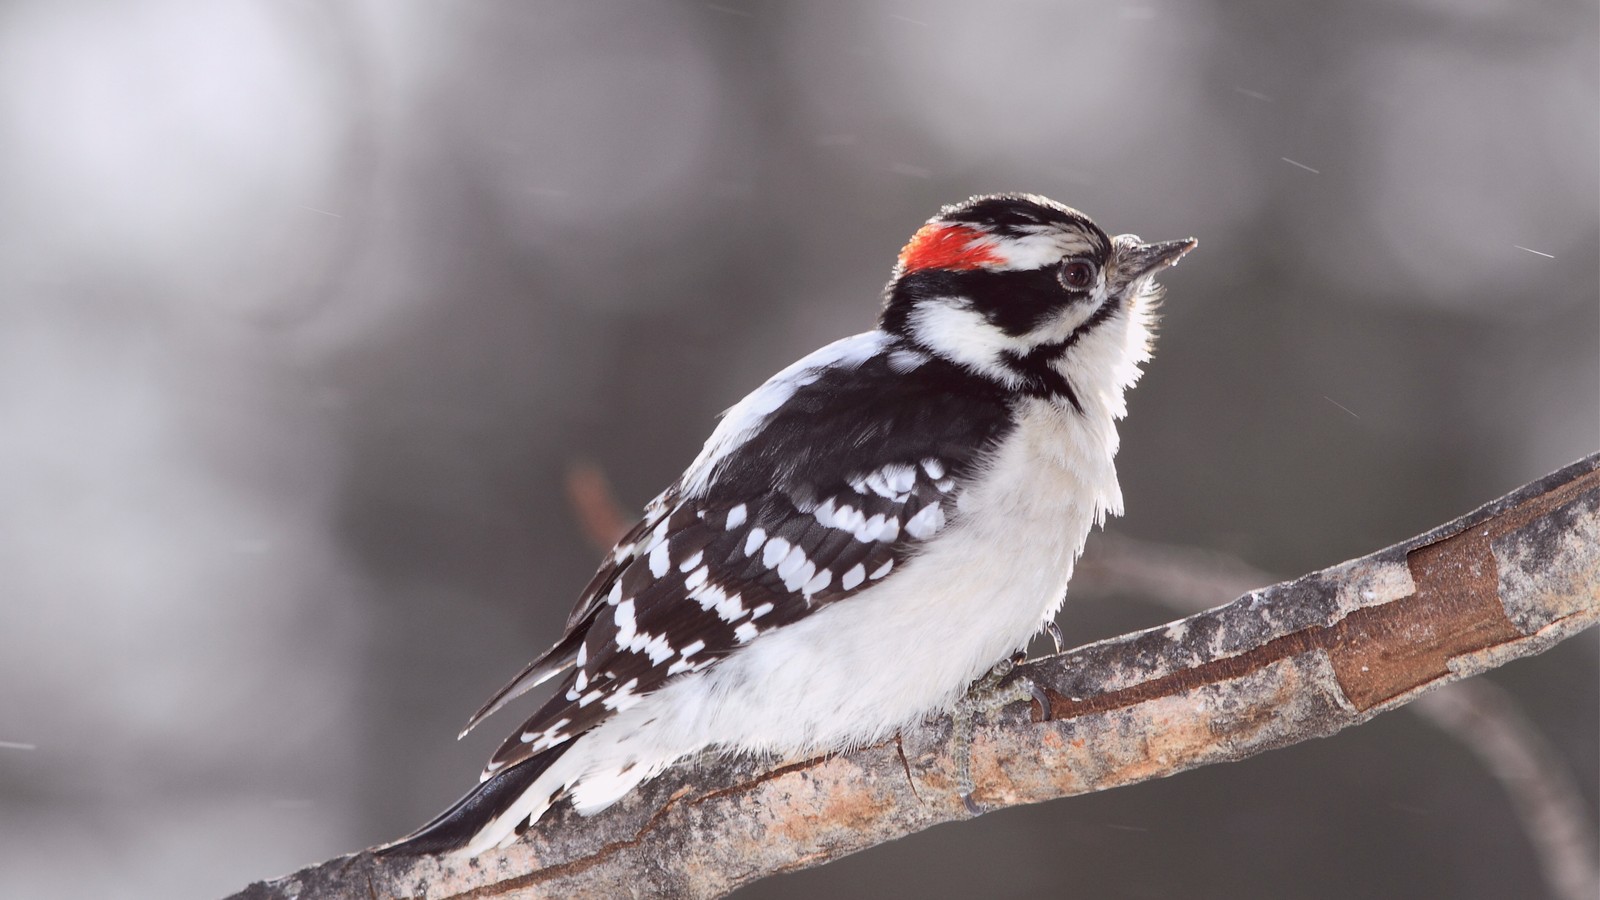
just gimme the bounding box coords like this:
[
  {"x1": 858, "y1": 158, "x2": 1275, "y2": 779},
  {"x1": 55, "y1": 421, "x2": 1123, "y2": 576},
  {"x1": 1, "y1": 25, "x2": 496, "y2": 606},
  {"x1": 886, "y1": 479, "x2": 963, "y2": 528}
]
[
  {"x1": 481, "y1": 466, "x2": 958, "y2": 776},
  {"x1": 476, "y1": 351, "x2": 1016, "y2": 779}
]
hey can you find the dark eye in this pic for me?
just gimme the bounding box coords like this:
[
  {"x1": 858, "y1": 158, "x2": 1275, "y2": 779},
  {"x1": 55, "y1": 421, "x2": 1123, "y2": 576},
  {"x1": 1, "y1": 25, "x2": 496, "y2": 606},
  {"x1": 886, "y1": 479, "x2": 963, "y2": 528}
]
[{"x1": 1059, "y1": 260, "x2": 1095, "y2": 290}]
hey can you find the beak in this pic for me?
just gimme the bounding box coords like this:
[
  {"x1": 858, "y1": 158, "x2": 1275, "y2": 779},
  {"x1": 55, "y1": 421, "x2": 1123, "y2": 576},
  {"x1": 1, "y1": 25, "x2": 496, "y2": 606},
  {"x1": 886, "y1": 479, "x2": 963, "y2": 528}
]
[{"x1": 1113, "y1": 236, "x2": 1198, "y2": 282}]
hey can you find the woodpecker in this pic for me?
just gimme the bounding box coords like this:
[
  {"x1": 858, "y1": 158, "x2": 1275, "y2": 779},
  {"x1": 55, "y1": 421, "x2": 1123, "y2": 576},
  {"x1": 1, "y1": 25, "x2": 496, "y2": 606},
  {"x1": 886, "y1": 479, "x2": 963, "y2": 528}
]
[{"x1": 386, "y1": 193, "x2": 1195, "y2": 857}]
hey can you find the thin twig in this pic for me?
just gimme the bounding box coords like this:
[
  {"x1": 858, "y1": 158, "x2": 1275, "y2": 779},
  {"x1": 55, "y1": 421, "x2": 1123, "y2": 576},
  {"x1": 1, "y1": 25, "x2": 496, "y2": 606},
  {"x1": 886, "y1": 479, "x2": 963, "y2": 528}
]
[
  {"x1": 563, "y1": 461, "x2": 632, "y2": 549},
  {"x1": 1413, "y1": 679, "x2": 1600, "y2": 900}
]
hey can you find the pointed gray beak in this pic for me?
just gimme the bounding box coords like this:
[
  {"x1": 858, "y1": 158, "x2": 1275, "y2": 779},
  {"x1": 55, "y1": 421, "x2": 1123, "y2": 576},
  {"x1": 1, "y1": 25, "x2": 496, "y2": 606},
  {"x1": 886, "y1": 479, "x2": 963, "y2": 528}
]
[{"x1": 1113, "y1": 236, "x2": 1198, "y2": 283}]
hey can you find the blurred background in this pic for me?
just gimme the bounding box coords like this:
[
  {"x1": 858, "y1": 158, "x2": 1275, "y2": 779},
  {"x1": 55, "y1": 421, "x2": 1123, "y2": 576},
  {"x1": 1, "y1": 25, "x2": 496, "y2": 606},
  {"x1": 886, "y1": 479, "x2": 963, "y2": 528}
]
[{"x1": 1, "y1": 1, "x2": 1595, "y2": 897}]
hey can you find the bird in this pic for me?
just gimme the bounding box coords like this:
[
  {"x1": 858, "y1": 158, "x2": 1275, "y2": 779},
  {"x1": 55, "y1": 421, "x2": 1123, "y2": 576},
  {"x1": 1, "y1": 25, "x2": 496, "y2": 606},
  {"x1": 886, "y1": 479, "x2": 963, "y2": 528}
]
[{"x1": 383, "y1": 193, "x2": 1195, "y2": 858}]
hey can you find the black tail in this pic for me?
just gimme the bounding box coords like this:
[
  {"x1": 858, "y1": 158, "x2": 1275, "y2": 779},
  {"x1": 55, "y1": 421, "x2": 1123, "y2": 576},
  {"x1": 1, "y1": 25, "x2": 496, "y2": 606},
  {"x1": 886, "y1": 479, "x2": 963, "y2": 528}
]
[{"x1": 376, "y1": 743, "x2": 574, "y2": 856}]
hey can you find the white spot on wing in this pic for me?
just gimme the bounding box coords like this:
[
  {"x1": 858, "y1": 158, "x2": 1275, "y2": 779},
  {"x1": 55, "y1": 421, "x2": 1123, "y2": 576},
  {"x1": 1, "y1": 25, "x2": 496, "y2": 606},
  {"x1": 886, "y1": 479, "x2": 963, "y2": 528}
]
[
  {"x1": 649, "y1": 542, "x2": 670, "y2": 578},
  {"x1": 864, "y1": 470, "x2": 895, "y2": 498},
  {"x1": 831, "y1": 504, "x2": 863, "y2": 534},
  {"x1": 521, "y1": 718, "x2": 572, "y2": 751},
  {"x1": 841, "y1": 563, "x2": 866, "y2": 591},
  {"x1": 667, "y1": 656, "x2": 709, "y2": 676},
  {"x1": 855, "y1": 513, "x2": 897, "y2": 542},
  {"x1": 611, "y1": 597, "x2": 680, "y2": 665},
  {"x1": 803, "y1": 569, "x2": 832, "y2": 597},
  {"x1": 783, "y1": 559, "x2": 816, "y2": 593},
  {"x1": 762, "y1": 537, "x2": 791, "y2": 569},
  {"x1": 812, "y1": 498, "x2": 837, "y2": 528},
  {"x1": 716, "y1": 592, "x2": 748, "y2": 622},
  {"x1": 643, "y1": 519, "x2": 669, "y2": 553},
  {"x1": 705, "y1": 584, "x2": 746, "y2": 622},
  {"x1": 691, "y1": 582, "x2": 725, "y2": 611},
  {"x1": 905, "y1": 503, "x2": 946, "y2": 539},
  {"x1": 684, "y1": 565, "x2": 709, "y2": 590},
  {"x1": 725, "y1": 504, "x2": 747, "y2": 529},
  {"x1": 776, "y1": 544, "x2": 809, "y2": 580},
  {"x1": 601, "y1": 678, "x2": 643, "y2": 711},
  {"x1": 884, "y1": 464, "x2": 916, "y2": 495},
  {"x1": 870, "y1": 559, "x2": 893, "y2": 580},
  {"x1": 743, "y1": 527, "x2": 767, "y2": 557},
  {"x1": 614, "y1": 599, "x2": 637, "y2": 647},
  {"x1": 678, "y1": 550, "x2": 704, "y2": 573},
  {"x1": 638, "y1": 633, "x2": 674, "y2": 665},
  {"x1": 733, "y1": 622, "x2": 760, "y2": 643}
]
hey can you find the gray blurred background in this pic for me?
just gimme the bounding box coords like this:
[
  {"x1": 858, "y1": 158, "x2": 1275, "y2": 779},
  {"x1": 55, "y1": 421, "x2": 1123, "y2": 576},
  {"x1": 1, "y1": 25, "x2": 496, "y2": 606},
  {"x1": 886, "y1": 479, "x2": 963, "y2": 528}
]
[{"x1": 1, "y1": 1, "x2": 1596, "y2": 898}]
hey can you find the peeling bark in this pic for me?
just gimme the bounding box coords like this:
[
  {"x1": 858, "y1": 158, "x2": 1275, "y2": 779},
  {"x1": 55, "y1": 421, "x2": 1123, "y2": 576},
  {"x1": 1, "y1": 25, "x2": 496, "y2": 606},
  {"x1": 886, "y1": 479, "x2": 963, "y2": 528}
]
[{"x1": 229, "y1": 453, "x2": 1600, "y2": 900}]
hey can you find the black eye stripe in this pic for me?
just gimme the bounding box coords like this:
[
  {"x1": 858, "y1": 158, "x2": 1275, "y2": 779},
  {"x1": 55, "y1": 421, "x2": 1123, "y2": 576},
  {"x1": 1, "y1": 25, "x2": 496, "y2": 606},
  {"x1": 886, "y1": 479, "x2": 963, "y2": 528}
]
[{"x1": 893, "y1": 267, "x2": 1068, "y2": 337}]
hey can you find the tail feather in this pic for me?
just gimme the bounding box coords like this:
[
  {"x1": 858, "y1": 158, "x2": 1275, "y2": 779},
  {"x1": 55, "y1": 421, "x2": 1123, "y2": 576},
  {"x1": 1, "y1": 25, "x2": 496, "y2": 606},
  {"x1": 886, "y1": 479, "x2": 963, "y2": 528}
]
[
  {"x1": 458, "y1": 631, "x2": 585, "y2": 739},
  {"x1": 377, "y1": 742, "x2": 574, "y2": 857}
]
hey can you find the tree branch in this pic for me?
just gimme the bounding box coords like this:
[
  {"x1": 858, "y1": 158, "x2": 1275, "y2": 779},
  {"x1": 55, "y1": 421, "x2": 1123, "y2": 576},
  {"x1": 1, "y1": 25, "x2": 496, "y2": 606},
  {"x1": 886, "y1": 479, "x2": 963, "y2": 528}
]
[{"x1": 229, "y1": 452, "x2": 1600, "y2": 900}]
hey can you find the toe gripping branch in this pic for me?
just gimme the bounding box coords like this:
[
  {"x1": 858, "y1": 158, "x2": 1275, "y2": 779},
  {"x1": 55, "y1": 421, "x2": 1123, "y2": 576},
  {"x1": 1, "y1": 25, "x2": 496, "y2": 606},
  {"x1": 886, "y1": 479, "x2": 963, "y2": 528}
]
[{"x1": 953, "y1": 652, "x2": 1056, "y2": 815}]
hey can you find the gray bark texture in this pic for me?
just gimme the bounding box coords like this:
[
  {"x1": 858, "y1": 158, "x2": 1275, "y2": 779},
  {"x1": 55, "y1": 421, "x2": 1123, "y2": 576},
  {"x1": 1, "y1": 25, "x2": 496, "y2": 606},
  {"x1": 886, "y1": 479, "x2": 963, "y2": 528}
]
[{"x1": 229, "y1": 452, "x2": 1600, "y2": 900}]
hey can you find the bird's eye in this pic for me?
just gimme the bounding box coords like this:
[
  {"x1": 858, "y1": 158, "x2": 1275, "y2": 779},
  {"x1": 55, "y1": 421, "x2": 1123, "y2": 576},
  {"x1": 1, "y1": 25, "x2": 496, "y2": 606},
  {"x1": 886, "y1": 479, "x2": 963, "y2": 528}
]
[{"x1": 1059, "y1": 261, "x2": 1096, "y2": 291}]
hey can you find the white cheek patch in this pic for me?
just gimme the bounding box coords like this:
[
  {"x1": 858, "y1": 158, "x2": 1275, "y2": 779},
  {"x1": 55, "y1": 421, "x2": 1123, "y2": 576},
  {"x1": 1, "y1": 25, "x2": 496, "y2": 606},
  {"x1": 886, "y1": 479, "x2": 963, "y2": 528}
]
[
  {"x1": 906, "y1": 301, "x2": 1030, "y2": 388},
  {"x1": 908, "y1": 289, "x2": 1114, "y2": 382}
]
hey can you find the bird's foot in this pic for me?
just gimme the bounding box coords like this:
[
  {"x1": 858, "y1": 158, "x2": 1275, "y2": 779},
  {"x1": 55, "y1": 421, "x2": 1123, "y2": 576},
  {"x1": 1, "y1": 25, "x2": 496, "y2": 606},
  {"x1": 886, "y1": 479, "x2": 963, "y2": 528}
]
[{"x1": 952, "y1": 653, "x2": 1051, "y2": 814}]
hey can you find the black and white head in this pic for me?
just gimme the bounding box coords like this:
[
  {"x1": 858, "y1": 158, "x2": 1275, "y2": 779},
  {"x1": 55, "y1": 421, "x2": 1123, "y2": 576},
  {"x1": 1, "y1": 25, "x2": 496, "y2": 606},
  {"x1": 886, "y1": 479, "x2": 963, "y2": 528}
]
[{"x1": 881, "y1": 193, "x2": 1194, "y2": 414}]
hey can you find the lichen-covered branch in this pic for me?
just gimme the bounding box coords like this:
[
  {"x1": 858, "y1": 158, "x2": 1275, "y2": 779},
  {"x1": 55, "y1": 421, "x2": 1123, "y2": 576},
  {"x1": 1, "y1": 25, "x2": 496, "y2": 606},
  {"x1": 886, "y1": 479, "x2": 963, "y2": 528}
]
[{"x1": 229, "y1": 453, "x2": 1600, "y2": 900}]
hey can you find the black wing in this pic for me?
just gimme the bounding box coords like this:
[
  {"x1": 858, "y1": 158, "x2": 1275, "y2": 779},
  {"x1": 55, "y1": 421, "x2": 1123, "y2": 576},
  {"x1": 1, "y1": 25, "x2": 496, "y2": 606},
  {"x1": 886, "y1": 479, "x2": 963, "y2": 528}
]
[{"x1": 477, "y1": 350, "x2": 1017, "y2": 778}]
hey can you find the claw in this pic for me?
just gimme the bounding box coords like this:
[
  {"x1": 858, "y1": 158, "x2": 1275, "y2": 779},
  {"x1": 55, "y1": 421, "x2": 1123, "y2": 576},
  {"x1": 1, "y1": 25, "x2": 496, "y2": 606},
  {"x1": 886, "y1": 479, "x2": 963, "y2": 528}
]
[
  {"x1": 1044, "y1": 621, "x2": 1065, "y2": 655},
  {"x1": 1029, "y1": 680, "x2": 1054, "y2": 722},
  {"x1": 894, "y1": 731, "x2": 924, "y2": 806}
]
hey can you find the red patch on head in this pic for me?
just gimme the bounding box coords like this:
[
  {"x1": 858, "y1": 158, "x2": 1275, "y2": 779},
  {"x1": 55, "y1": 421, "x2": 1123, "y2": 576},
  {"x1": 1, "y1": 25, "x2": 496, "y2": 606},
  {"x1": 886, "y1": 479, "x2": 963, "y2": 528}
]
[{"x1": 897, "y1": 224, "x2": 1002, "y2": 274}]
